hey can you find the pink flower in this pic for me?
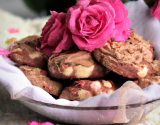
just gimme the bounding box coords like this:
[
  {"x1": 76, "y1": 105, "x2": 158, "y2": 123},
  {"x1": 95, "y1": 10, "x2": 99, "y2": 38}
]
[
  {"x1": 150, "y1": 0, "x2": 160, "y2": 20},
  {"x1": 37, "y1": 11, "x2": 74, "y2": 57},
  {"x1": 28, "y1": 121, "x2": 54, "y2": 125},
  {"x1": 66, "y1": 0, "x2": 131, "y2": 51}
]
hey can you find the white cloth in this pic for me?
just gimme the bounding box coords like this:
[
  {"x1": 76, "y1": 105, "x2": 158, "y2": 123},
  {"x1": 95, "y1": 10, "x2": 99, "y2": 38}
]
[{"x1": 1, "y1": 55, "x2": 160, "y2": 124}]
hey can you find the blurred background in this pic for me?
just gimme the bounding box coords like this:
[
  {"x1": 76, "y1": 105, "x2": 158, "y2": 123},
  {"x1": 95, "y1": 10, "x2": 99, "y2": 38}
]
[
  {"x1": 0, "y1": 0, "x2": 38, "y2": 18},
  {"x1": 0, "y1": 0, "x2": 77, "y2": 18},
  {"x1": 0, "y1": 0, "x2": 156, "y2": 18}
]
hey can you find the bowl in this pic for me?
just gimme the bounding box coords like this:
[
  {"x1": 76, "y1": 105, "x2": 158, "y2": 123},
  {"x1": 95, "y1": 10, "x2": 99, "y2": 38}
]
[
  {"x1": 1, "y1": 54, "x2": 160, "y2": 124},
  {"x1": 17, "y1": 95, "x2": 160, "y2": 124}
]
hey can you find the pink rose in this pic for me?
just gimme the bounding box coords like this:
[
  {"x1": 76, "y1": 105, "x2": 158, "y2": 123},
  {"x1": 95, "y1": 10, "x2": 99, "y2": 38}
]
[
  {"x1": 150, "y1": 0, "x2": 160, "y2": 20},
  {"x1": 67, "y1": 0, "x2": 131, "y2": 51},
  {"x1": 37, "y1": 11, "x2": 74, "y2": 57}
]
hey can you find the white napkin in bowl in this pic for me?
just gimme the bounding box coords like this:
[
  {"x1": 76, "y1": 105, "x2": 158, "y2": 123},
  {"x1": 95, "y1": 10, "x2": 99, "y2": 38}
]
[{"x1": 1, "y1": 55, "x2": 160, "y2": 124}]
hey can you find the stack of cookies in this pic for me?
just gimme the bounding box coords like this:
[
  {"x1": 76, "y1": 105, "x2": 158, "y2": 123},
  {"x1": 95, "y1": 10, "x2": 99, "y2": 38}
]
[{"x1": 9, "y1": 30, "x2": 160, "y2": 101}]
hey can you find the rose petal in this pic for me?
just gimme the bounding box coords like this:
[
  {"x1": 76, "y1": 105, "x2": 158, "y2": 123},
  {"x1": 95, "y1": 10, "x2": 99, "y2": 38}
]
[
  {"x1": 76, "y1": 0, "x2": 91, "y2": 8},
  {"x1": 0, "y1": 47, "x2": 11, "y2": 55},
  {"x1": 8, "y1": 28, "x2": 19, "y2": 33},
  {"x1": 72, "y1": 21, "x2": 115, "y2": 51},
  {"x1": 39, "y1": 47, "x2": 55, "y2": 57},
  {"x1": 91, "y1": 0, "x2": 127, "y2": 23},
  {"x1": 47, "y1": 19, "x2": 65, "y2": 46},
  {"x1": 78, "y1": 4, "x2": 114, "y2": 38},
  {"x1": 125, "y1": 0, "x2": 160, "y2": 59},
  {"x1": 28, "y1": 121, "x2": 54, "y2": 125},
  {"x1": 41, "y1": 11, "x2": 59, "y2": 37},
  {"x1": 109, "y1": 0, "x2": 128, "y2": 23},
  {"x1": 150, "y1": 0, "x2": 160, "y2": 21},
  {"x1": 53, "y1": 29, "x2": 74, "y2": 53},
  {"x1": 39, "y1": 29, "x2": 73, "y2": 57},
  {"x1": 112, "y1": 18, "x2": 132, "y2": 42},
  {"x1": 68, "y1": 7, "x2": 82, "y2": 35},
  {"x1": 41, "y1": 122, "x2": 54, "y2": 125},
  {"x1": 28, "y1": 121, "x2": 40, "y2": 125},
  {"x1": 42, "y1": 13, "x2": 66, "y2": 47},
  {"x1": 93, "y1": 2, "x2": 116, "y2": 19}
]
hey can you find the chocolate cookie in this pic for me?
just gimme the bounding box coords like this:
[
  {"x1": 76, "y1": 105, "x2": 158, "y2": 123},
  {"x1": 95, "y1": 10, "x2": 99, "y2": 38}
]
[
  {"x1": 9, "y1": 35, "x2": 48, "y2": 69},
  {"x1": 19, "y1": 65, "x2": 63, "y2": 96},
  {"x1": 93, "y1": 30, "x2": 154, "y2": 79},
  {"x1": 138, "y1": 76, "x2": 160, "y2": 89},
  {"x1": 48, "y1": 50, "x2": 110, "y2": 79},
  {"x1": 60, "y1": 80, "x2": 115, "y2": 101}
]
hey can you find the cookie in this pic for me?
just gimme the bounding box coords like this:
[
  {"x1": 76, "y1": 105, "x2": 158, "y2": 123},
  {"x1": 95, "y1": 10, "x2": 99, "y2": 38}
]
[
  {"x1": 60, "y1": 80, "x2": 115, "y2": 101},
  {"x1": 9, "y1": 35, "x2": 48, "y2": 69},
  {"x1": 93, "y1": 30, "x2": 154, "y2": 79},
  {"x1": 152, "y1": 60, "x2": 160, "y2": 76},
  {"x1": 138, "y1": 76, "x2": 160, "y2": 89},
  {"x1": 19, "y1": 65, "x2": 63, "y2": 96},
  {"x1": 48, "y1": 50, "x2": 110, "y2": 79}
]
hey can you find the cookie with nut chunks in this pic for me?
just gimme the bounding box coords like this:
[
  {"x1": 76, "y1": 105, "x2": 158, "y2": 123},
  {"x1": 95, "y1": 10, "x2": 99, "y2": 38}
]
[
  {"x1": 9, "y1": 35, "x2": 48, "y2": 69},
  {"x1": 93, "y1": 30, "x2": 154, "y2": 79}
]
